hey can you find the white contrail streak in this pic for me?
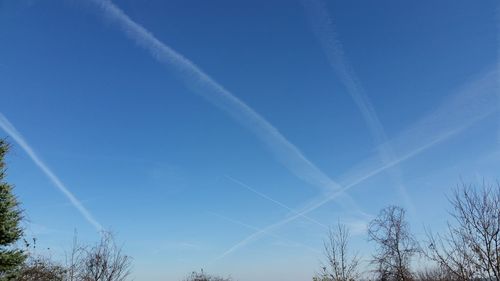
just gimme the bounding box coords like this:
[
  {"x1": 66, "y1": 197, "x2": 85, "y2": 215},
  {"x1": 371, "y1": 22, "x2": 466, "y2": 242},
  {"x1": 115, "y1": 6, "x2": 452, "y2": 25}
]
[
  {"x1": 215, "y1": 69, "x2": 499, "y2": 260},
  {"x1": 301, "y1": 0, "x2": 414, "y2": 212},
  {"x1": 0, "y1": 113, "x2": 103, "y2": 231},
  {"x1": 215, "y1": 124, "x2": 471, "y2": 261},
  {"x1": 209, "y1": 212, "x2": 321, "y2": 255},
  {"x1": 225, "y1": 175, "x2": 328, "y2": 229},
  {"x1": 215, "y1": 130, "x2": 456, "y2": 261},
  {"x1": 86, "y1": 0, "x2": 364, "y2": 211}
]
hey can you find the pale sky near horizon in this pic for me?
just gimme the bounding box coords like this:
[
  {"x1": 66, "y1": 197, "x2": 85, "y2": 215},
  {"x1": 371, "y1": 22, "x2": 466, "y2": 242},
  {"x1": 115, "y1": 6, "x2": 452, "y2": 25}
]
[{"x1": 1, "y1": 0, "x2": 499, "y2": 280}]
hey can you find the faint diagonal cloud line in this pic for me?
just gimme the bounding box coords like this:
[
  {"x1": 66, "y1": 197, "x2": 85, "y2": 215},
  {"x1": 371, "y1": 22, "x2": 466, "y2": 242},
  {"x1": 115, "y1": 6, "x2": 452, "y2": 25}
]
[
  {"x1": 85, "y1": 0, "x2": 365, "y2": 213},
  {"x1": 0, "y1": 113, "x2": 103, "y2": 231},
  {"x1": 214, "y1": 68, "x2": 499, "y2": 260},
  {"x1": 209, "y1": 212, "x2": 321, "y2": 255},
  {"x1": 224, "y1": 175, "x2": 328, "y2": 229},
  {"x1": 215, "y1": 123, "x2": 471, "y2": 261},
  {"x1": 301, "y1": 0, "x2": 415, "y2": 214}
]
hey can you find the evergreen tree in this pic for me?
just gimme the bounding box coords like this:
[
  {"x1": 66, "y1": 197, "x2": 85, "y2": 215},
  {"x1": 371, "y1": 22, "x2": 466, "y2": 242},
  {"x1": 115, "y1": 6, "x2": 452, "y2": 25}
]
[{"x1": 0, "y1": 139, "x2": 26, "y2": 280}]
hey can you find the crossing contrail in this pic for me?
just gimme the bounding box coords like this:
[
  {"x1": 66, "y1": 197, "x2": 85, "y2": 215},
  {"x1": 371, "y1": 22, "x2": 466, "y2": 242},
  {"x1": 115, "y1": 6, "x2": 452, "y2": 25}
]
[
  {"x1": 86, "y1": 0, "x2": 364, "y2": 213},
  {"x1": 214, "y1": 68, "x2": 499, "y2": 260},
  {"x1": 209, "y1": 212, "x2": 321, "y2": 255},
  {"x1": 84, "y1": 0, "x2": 499, "y2": 261},
  {"x1": 301, "y1": 0, "x2": 415, "y2": 213},
  {"x1": 225, "y1": 175, "x2": 328, "y2": 229},
  {"x1": 215, "y1": 130, "x2": 457, "y2": 261},
  {"x1": 0, "y1": 113, "x2": 103, "y2": 231},
  {"x1": 215, "y1": 123, "x2": 478, "y2": 261}
]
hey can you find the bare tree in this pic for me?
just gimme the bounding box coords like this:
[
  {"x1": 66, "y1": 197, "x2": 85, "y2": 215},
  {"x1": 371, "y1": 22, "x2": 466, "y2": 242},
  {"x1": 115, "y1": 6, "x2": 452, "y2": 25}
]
[
  {"x1": 315, "y1": 223, "x2": 359, "y2": 281},
  {"x1": 425, "y1": 182, "x2": 500, "y2": 281},
  {"x1": 66, "y1": 231, "x2": 83, "y2": 281},
  {"x1": 425, "y1": 227, "x2": 475, "y2": 281},
  {"x1": 368, "y1": 206, "x2": 419, "y2": 281},
  {"x1": 415, "y1": 266, "x2": 456, "y2": 281},
  {"x1": 16, "y1": 236, "x2": 66, "y2": 281},
  {"x1": 18, "y1": 256, "x2": 66, "y2": 281},
  {"x1": 183, "y1": 269, "x2": 232, "y2": 281},
  {"x1": 65, "y1": 231, "x2": 132, "y2": 281}
]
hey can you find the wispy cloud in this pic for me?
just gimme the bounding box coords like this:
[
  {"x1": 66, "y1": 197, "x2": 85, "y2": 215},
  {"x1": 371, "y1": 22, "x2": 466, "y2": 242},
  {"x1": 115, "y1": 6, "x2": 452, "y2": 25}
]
[
  {"x1": 214, "y1": 68, "x2": 499, "y2": 260},
  {"x1": 24, "y1": 222, "x2": 59, "y2": 236},
  {"x1": 301, "y1": 0, "x2": 414, "y2": 213},
  {"x1": 0, "y1": 113, "x2": 102, "y2": 231},
  {"x1": 85, "y1": 0, "x2": 363, "y2": 212},
  {"x1": 342, "y1": 218, "x2": 369, "y2": 236},
  {"x1": 84, "y1": 0, "x2": 499, "y2": 261},
  {"x1": 152, "y1": 241, "x2": 201, "y2": 254}
]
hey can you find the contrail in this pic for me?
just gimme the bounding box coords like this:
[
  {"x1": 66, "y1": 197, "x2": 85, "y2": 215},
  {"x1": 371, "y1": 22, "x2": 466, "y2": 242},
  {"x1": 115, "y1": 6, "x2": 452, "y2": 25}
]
[
  {"x1": 85, "y1": 0, "x2": 364, "y2": 212},
  {"x1": 215, "y1": 124, "x2": 475, "y2": 261},
  {"x1": 0, "y1": 113, "x2": 103, "y2": 231},
  {"x1": 300, "y1": 0, "x2": 415, "y2": 213},
  {"x1": 209, "y1": 212, "x2": 321, "y2": 255},
  {"x1": 215, "y1": 130, "x2": 456, "y2": 261},
  {"x1": 225, "y1": 175, "x2": 328, "y2": 229},
  {"x1": 215, "y1": 68, "x2": 499, "y2": 260}
]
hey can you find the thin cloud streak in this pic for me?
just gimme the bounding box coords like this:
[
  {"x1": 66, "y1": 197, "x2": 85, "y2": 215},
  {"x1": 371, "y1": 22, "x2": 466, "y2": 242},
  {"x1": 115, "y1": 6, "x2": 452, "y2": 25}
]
[
  {"x1": 215, "y1": 135, "x2": 450, "y2": 261},
  {"x1": 215, "y1": 69, "x2": 499, "y2": 260},
  {"x1": 86, "y1": 0, "x2": 363, "y2": 211},
  {"x1": 301, "y1": 0, "x2": 414, "y2": 212},
  {"x1": 225, "y1": 175, "x2": 328, "y2": 229},
  {"x1": 215, "y1": 123, "x2": 473, "y2": 261},
  {"x1": 209, "y1": 212, "x2": 321, "y2": 255},
  {"x1": 0, "y1": 113, "x2": 103, "y2": 231}
]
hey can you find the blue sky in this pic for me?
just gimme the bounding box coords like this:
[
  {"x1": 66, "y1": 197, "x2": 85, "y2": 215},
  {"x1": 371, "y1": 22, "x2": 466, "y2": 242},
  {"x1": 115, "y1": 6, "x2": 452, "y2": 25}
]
[{"x1": 1, "y1": 0, "x2": 499, "y2": 280}]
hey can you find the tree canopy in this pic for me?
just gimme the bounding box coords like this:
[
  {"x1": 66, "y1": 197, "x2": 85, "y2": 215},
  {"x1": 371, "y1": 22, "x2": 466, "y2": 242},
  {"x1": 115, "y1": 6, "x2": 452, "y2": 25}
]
[{"x1": 0, "y1": 139, "x2": 26, "y2": 280}]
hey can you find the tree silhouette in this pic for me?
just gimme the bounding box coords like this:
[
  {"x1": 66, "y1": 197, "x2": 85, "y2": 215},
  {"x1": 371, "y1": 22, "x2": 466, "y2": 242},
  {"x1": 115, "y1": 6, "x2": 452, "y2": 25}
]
[{"x1": 0, "y1": 139, "x2": 26, "y2": 280}]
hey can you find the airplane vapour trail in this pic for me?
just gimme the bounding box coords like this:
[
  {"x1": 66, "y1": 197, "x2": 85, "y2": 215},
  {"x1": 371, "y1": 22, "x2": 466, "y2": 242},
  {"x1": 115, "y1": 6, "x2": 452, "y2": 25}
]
[
  {"x1": 209, "y1": 212, "x2": 321, "y2": 255},
  {"x1": 225, "y1": 175, "x2": 328, "y2": 229},
  {"x1": 301, "y1": 0, "x2": 415, "y2": 213},
  {"x1": 0, "y1": 113, "x2": 103, "y2": 231},
  {"x1": 214, "y1": 69, "x2": 499, "y2": 260},
  {"x1": 214, "y1": 131, "x2": 458, "y2": 261},
  {"x1": 86, "y1": 0, "x2": 364, "y2": 212}
]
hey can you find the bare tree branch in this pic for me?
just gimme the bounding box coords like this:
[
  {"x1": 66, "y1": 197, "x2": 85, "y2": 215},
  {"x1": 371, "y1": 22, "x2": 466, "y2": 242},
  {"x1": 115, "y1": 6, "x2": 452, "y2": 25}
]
[
  {"x1": 368, "y1": 206, "x2": 419, "y2": 281},
  {"x1": 425, "y1": 182, "x2": 500, "y2": 281}
]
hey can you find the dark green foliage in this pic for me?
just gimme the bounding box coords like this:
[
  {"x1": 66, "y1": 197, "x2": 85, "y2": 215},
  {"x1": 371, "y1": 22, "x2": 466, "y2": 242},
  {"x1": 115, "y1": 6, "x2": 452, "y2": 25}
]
[{"x1": 0, "y1": 140, "x2": 26, "y2": 280}]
